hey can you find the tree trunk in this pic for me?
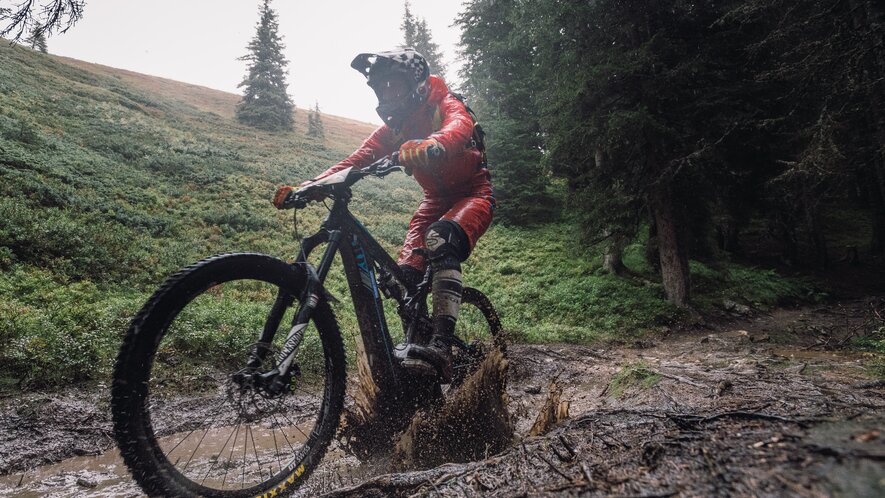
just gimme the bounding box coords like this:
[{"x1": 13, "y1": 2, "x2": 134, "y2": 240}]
[
  {"x1": 651, "y1": 187, "x2": 690, "y2": 307},
  {"x1": 777, "y1": 216, "x2": 799, "y2": 266},
  {"x1": 716, "y1": 217, "x2": 740, "y2": 254},
  {"x1": 602, "y1": 230, "x2": 628, "y2": 275},
  {"x1": 803, "y1": 186, "x2": 829, "y2": 268},
  {"x1": 866, "y1": 161, "x2": 885, "y2": 253},
  {"x1": 645, "y1": 214, "x2": 660, "y2": 274},
  {"x1": 848, "y1": 0, "x2": 885, "y2": 205},
  {"x1": 596, "y1": 146, "x2": 628, "y2": 275}
]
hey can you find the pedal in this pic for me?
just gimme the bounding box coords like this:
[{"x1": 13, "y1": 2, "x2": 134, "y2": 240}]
[
  {"x1": 394, "y1": 343, "x2": 411, "y2": 362},
  {"x1": 401, "y1": 357, "x2": 438, "y2": 377},
  {"x1": 402, "y1": 357, "x2": 453, "y2": 383}
]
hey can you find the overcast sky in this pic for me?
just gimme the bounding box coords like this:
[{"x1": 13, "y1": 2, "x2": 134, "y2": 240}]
[{"x1": 49, "y1": 0, "x2": 466, "y2": 124}]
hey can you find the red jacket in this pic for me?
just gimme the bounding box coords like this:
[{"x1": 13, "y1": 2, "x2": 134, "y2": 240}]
[{"x1": 316, "y1": 76, "x2": 490, "y2": 197}]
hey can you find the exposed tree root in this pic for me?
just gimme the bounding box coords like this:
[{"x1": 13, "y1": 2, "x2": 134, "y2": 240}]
[{"x1": 528, "y1": 381, "x2": 570, "y2": 436}]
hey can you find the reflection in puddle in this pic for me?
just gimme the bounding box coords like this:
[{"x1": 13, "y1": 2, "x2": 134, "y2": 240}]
[
  {"x1": 0, "y1": 422, "x2": 315, "y2": 497},
  {"x1": 0, "y1": 447, "x2": 136, "y2": 498}
]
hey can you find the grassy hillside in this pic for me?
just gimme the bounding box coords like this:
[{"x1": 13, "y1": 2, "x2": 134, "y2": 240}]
[{"x1": 0, "y1": 42, "x2": 808, "y2": 387}]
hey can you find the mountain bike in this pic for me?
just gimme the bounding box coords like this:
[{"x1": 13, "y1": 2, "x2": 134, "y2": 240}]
[{"x1": 111, "y1": 154, "x2": 503, "y2": 498}]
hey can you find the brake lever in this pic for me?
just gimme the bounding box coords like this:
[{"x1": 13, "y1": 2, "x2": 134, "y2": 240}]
[
  {"x1": 289, "y1": 185, "x2": 331, "y2": 208},
  {"x1": 362, "y1": 153, "x2": 403, "y2": 177}
]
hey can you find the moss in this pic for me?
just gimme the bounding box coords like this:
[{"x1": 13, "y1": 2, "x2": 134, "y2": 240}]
[{"x1": 608, "y1": 362, "x2": 661, "y2": 398}]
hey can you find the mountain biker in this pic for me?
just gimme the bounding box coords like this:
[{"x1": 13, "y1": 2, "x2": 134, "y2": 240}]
[{"x1": 273, "y1": 49, "x2": 494, "y2": 381}]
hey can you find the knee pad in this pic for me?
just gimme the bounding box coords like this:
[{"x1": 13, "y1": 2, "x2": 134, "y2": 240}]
[{"x1": 424, "y1": 220, "x2": 469, "y2": 269}]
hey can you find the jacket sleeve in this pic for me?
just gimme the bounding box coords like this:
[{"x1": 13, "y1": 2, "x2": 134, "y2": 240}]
[
  {"x1": 429, "y1": 94, "x2": 475, "y2": 156},
  {"x1": 312, "y1": 125, "x2": 398, "y2": 180}
]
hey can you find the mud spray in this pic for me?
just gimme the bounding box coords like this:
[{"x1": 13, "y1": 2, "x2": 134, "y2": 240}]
[
  {"x1": 337, "y1": 348, "x2": 528, "y2": 471},
  {"x1": 393, "y1": 349, "x2": 514, "y2": 469}
]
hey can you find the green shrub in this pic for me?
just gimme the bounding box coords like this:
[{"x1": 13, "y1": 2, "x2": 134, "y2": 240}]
[
  {"x1": 690, "y1": 260, "x2": 816, "y2": 309},
  {"x1": 0, "y1": 267, "x2": 143, "y2": 386}
]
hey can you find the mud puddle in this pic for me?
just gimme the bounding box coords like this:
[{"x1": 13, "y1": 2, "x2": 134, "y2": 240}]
[
  {"x1": 0, "y1": 447, "x2": 134, "y2": 497},
  {"x1": 0, "y1": 421, "x2": 315, "y2": 497}
]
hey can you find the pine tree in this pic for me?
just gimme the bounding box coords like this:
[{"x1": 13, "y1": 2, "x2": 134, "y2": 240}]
[
  {"x1": 459, "y1": 0, "x2": 747, "y2": 306},
  {"x1": 29, "y1": 27, "x2": 47, "y2": 53},
  {"x1": 236, "y1": 0, "x2": 294, "y2": 131},
  {"x1": 731, "y1": 0, "x2": 885, "y2": 260},
  {"x1": 530, "y1": 0, "x2": 750, "y2": 306},
  {"x1": 401, "y1": 1, "x2": 417, "y2": 49},
  {"x1": 456, "y1": 0, "x2": 555, "y2": 225},
  {"x1": 307, "y1": 101, "x2": 325, "y2": 141},
  {"x1": 413, "y1": 19, "x2": 447, "y2": 80},
  {"x1": 400, "y1": 1, "x2": 447, "y2": 80}
]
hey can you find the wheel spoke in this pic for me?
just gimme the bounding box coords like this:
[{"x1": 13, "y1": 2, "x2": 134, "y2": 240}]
[
  {"x1": 270, "y1": 411, "x2": 297, "y2": 454},
  {"x1": 183, "y1": 427, "x2": 211, "y2": 473},
  {"x1": 202, "y1": 416, "x2": 241, "y2": 486},
  {"x1": 241, "y1": 424, "x2": 248, "y2": 489},
  {"x1": 220, "y1": 422, "x2": 242, "y2": 488},
  {"x1": 248, "y1": 423, "x2": 264, "y2": 482},
  {"x1": 165, "y1": 407, "x2": 224, "y2": 463},
  {"x1": 271, "y1": 421, "x2": 283, "y2": 473}
]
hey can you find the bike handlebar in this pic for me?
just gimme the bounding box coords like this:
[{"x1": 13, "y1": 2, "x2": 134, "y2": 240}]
[{"x1": 285, "y1": 153, "x2": 404, "y2": 209}]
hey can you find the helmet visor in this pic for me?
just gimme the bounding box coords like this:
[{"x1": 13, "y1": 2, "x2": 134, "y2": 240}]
[{"x1": 371, "y1": 75, "x2": 411, "y2": 103}]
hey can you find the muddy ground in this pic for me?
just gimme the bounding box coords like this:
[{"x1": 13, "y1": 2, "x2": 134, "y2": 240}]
[{"x1": 1, "y1": 299, "x2": 883, "y2": 497}]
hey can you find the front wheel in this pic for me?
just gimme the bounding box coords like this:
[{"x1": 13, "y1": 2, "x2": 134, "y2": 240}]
[{"x1": 112, "y1": 253, "x2": 346, "y2": 498}]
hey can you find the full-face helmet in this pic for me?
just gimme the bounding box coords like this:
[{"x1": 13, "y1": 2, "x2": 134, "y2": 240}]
[{"x1": 351, "y1": 49, "x2": 431, "y2": 130}]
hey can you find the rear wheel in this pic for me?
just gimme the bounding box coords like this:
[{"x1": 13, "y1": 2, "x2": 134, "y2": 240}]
[
  {"x1": 449, "y1": 287, "x2": 505, "y2": 388},
  {"x1": 112, "y1": 253, "x2": 346, "y2": 498}
]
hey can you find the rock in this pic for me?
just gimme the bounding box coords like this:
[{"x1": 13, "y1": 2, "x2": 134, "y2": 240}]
[
  {"x1": 632, "y1": 340, "x2": 655, "y2": 349},
  {"x1": 76, "y1": 475, "x2": 98, "y2": 488},
  {"x1": 524, "y1": 385, "x2": 542, "y2": 394},
  {"x1": 853, "y1": 430, "x2": 880, "y2": 443},
  {"x1": 715, "y1": 379, "x2": 733, "y2": 396},
  {"x1": 723, "y1": 299, "x2": 751, "y2": 315}
]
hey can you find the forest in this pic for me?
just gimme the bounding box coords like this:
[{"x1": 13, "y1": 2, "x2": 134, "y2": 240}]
[{"x1": 458, "y1": 0, "x2": 885, "y2": 307}]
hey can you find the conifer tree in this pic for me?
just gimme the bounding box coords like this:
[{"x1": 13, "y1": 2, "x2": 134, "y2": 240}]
[
  {"x1": 236, "y1": 0, "x2": 294, "y2": 131},
  {"x1": 456, "y1": 0, "x2": 554, "y2": 225},
  {"x1": 400, "y1": 1, "x2": 447, "y2": 80},
  {"x1": 414, "y1": 19, "x2": 447, "y2": 80},
  {"x1": 29, "y1": 27, "x2": 47, "y2": 53},
  {"x1": 401, "y1": 1, "x2": 417, "y2": 49},
  {"x1": 307, "y1": 101, "x2": 325, "y2": 141}
]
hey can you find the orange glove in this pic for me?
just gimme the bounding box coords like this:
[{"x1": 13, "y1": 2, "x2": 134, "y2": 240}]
[
  {"x1": 273, "y1": 179, "x2": 329, "y2": 208},
  {"x1": 399, "y1": 138, "x2": 445, "y2": 169},
  {"x1": 273, "y1": 185, "x2": 298, "y2": 209}
]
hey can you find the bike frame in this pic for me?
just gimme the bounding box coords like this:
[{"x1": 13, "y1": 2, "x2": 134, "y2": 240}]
[{"x1": 260, "y1": 186, "x2": 420, "y2": 395}]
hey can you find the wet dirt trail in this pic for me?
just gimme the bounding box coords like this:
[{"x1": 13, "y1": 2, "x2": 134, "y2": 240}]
[{"x1": 1, "y1": 300, "x2": 883, "y2": 497}]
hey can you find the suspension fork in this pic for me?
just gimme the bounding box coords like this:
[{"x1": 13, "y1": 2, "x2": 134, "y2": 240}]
[{"x1": 260, "y1": 230, "x2": 343, "y2": 395}]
